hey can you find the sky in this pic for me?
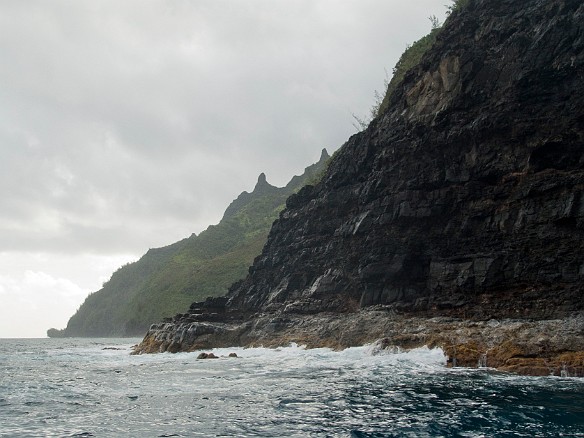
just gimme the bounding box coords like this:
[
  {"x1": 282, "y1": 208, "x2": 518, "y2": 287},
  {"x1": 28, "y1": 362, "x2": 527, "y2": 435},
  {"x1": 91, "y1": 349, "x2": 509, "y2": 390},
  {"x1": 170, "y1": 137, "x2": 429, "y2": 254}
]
[{"x1": 0, "y1": 0, "x2": 449, "y2": 338}]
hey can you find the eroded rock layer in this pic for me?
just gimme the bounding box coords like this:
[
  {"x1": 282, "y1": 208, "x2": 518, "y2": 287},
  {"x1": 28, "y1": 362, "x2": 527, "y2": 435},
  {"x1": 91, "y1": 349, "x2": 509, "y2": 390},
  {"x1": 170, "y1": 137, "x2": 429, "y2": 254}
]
[{"x1": 135, "y1": 0, "x2": 584, "y2": 375}]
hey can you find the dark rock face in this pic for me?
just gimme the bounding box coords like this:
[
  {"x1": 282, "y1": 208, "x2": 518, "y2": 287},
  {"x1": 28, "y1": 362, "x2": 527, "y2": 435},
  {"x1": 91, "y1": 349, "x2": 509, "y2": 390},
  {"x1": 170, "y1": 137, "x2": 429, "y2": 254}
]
[
  {"x1": 135, "y1": 0, "x2": 584, "y2": 374},
  {"x1": 226, "y1": 0, "x2": 584, "y2": 319}
]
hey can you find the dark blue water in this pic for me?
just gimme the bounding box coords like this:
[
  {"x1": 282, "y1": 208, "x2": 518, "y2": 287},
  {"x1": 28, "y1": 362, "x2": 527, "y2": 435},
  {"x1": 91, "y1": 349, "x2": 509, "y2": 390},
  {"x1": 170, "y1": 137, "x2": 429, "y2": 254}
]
[{"x1": 0, "y1": 339, "x2": 583, "y2": 437}]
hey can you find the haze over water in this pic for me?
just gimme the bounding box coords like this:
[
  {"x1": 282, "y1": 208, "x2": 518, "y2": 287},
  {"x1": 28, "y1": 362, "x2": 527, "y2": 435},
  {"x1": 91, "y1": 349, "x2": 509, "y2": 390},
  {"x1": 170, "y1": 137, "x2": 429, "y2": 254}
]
[{"x1": 1, "y1": 338, "x2": 583, "y2": 437}]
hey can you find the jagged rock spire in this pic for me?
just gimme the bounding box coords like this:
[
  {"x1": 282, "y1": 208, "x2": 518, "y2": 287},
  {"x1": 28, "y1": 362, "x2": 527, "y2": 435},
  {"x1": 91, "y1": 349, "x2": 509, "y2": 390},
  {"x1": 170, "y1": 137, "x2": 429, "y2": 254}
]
[{"x1": 253, "y1": 172, "x2": 269, "y2": 191}]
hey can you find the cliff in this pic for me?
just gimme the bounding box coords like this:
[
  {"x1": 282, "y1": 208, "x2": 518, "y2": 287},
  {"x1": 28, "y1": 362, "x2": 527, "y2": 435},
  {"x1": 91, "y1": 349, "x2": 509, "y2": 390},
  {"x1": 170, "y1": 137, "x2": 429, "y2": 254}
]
[
  {"x1": 135, "y1": 0, "x2": 584, "y2": 375},
  {"x1": 48, "y1": 150, "x2": 329, "y2": 337}
]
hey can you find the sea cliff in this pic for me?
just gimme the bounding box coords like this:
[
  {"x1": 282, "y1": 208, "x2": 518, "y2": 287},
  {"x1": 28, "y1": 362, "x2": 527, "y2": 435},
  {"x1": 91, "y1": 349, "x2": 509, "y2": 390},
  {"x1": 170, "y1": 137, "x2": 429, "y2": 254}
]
[{"x1": 135, "y1": 0, "x2": 584, "y2": 375}]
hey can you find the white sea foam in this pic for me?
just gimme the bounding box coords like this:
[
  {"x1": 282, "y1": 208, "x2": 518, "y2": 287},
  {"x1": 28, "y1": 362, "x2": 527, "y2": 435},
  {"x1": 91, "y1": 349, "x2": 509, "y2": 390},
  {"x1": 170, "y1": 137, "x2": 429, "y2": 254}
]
[{"x1": 0, "y1": 338, "x2": 583, "y2": 437}]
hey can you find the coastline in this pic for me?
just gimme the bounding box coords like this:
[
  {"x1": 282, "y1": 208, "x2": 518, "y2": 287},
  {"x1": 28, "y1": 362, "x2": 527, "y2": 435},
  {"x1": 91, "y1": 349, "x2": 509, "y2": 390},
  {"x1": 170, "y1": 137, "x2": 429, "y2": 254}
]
[{"x1": 133, "y1": 310, "x2": 584, "y2": 377}]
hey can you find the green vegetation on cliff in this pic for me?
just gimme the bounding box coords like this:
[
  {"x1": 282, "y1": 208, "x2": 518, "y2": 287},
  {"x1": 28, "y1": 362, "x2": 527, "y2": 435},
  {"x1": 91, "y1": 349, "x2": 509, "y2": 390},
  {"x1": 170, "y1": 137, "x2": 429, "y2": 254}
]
[
  {"x1": 377, "y1": 26, "x2": 440, "y2": 116},
  {"x1": 353, "y1": 18, "x2": 441, "y2": 130},
  {"x1": 48, "y1": 149, "x2": 330, "y2": 337},
  {"x1": 355, "y1": 0, "x2": 469, "y2": 128},
  {"x1": 379, "y1": 0, "x2": 470, "y2": 115}
]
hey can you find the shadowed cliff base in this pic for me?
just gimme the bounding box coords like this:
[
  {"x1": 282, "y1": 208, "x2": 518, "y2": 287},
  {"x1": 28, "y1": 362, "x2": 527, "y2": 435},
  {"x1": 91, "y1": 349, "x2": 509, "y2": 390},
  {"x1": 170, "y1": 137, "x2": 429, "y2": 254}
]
[{"x1": 135, "y1": 0, "x2": 584, "y2": 376}]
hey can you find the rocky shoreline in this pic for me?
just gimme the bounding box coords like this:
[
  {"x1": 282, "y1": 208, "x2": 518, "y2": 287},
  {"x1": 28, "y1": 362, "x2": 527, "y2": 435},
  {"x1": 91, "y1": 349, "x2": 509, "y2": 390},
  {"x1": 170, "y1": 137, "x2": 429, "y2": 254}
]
[{"x1": 133, "y1": 310, "x2": 584, "y2": 377}]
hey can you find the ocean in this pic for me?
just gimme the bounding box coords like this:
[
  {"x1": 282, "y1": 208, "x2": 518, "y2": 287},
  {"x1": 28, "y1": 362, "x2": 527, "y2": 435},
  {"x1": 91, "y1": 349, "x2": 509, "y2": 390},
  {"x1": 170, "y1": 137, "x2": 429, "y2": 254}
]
[{"x1": 0, "y1": 338, "x2": 583, "y2": 437}]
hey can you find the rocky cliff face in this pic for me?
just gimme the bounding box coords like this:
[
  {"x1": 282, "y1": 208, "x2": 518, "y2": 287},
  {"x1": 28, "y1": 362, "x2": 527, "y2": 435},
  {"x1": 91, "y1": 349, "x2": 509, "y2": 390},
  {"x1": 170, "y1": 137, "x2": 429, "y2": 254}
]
[{"x1": 135, "y1": 0, "x2": 584, "y2": 375}]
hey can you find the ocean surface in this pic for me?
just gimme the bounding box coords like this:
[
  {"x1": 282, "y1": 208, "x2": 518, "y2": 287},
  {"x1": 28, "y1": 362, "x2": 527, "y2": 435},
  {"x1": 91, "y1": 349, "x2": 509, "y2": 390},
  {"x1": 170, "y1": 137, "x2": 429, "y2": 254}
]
[{"x1": 1, "y1": 339, "x2": 583, "y2": 437}]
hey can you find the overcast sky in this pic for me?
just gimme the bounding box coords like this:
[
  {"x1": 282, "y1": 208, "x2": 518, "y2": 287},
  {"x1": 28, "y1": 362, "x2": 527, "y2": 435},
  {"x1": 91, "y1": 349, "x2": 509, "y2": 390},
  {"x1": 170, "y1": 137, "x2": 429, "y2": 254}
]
[{"x1": 0, "y1": 0, "x2": 449, "y2": 338}]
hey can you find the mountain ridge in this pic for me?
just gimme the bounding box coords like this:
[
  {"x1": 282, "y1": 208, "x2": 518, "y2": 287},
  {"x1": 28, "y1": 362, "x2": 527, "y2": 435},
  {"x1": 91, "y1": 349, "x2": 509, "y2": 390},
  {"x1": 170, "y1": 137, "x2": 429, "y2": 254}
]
[{"x1": 48, "y1": 149, "x2": 330, "y2": 337}]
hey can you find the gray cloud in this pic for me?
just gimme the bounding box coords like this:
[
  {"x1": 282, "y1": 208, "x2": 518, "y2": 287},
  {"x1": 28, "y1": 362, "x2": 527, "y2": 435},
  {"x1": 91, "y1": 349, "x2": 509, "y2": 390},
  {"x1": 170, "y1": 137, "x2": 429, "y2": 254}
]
[{"x1": 1, "y1": 0, "x2": 448, "y2": 255}]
